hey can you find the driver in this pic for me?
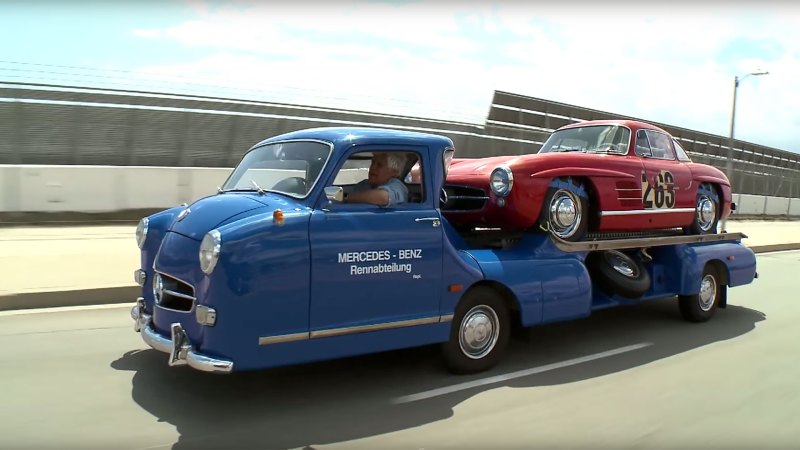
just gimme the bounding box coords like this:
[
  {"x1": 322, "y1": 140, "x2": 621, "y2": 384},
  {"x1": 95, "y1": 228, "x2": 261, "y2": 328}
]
[{"x1": 345, "y1": 152, "x2": 408, "y2": 207}]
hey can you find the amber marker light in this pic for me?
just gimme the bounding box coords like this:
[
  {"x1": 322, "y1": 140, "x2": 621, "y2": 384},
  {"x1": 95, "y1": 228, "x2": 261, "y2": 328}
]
[
  {"x1": 273, "y1": 209, "x2": 285, "y2": 226},
  {"x1": 448, "y1": 284, "x2": 463, "y2": 292}
]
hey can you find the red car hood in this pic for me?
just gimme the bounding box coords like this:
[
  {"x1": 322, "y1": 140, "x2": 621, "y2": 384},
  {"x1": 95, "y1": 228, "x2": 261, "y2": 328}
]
[
  {"x1": 448, "y1": 155, "x2": 523, "y2": 176},
  {"x1": 449, "y1": 152, "x2": 628, "y2": 179}
]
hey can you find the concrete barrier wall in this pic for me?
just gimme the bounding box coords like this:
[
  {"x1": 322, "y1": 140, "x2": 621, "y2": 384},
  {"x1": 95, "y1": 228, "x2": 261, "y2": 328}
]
[
  {"x1": 735, "y1": 194, "x2": 768, "y2": 215},
  {"x1": 1, "y1": 165, "x2": 798, "y2": 216},
  {"x1": 0, "y1": 165, "x2": 369, "y2": 213}
]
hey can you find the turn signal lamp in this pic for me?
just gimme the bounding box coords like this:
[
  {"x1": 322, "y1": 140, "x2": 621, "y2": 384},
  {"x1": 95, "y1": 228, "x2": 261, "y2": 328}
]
[{"x1": 273, "y1": 209, "x2": 285, "y2": 226}]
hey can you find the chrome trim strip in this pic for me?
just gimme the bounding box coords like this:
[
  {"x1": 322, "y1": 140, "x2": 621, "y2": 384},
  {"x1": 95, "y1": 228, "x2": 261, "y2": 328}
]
[
  {"x1": 258, "y1": 315, "x2": 452, "y2": 345},
  {"x1": 311, "y1": 316, "x2": 441, "y2": 339},
  {"x1": 258, "y1": 332, "x2": 310, "y2": 346},
  {"x1": 601, "y1": 207, "x2": 695, "y2": 217},
  {"x1": 162, "y1": 289, "x2": 196, "y2": 301},
  {"x1": 448, "y1": 195, "x2": 490, "y2": 200},
  {"x1": 151, "y1": 270, "x2": 196, "y2": 296},
  {"x1": 550, "y1": 231, "x2": 747, "y2": 253}
]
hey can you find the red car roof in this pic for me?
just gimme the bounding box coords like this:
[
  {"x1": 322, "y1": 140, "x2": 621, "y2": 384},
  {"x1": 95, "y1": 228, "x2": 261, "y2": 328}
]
[{"x1": 561, "y1": 119, "x2": 670, "y2": 135}]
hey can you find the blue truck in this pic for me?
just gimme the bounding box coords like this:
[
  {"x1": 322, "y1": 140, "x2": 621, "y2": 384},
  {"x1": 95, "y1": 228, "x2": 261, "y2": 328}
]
[{"x1": 131, "y1": 127, "x2": 757, "y2": 374}]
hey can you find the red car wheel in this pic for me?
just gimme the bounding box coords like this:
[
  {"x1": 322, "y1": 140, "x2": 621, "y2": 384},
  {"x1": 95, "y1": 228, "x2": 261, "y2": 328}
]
[
  {"x1": 540, "y1": 179, "x2": 589, "y2": 241},
  {"x1": 687, "y1": 183, "x2": 719, "y2": 235}
]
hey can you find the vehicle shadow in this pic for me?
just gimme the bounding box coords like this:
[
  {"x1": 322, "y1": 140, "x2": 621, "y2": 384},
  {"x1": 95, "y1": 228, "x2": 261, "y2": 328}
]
[{"x1": 111, "y1": 298, "x2": 765, "y2": 449}]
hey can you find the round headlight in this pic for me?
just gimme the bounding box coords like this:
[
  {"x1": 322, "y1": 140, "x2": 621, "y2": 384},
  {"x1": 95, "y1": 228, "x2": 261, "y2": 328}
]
[
  {"x1": 199, "y1": 230, "x2": 221, "y2": 275},
  {"x1": 135, "y1": 218, "x2": 149, "y2": 249},
  {"x1": 490, "y1": 166, "x2": 514, "y2": 197}
]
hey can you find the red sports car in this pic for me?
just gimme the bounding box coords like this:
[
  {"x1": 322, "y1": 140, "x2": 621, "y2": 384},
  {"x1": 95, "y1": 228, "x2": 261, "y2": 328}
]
[{"x1": 441, "y1": 120, "x2": 732, "y2": 241}]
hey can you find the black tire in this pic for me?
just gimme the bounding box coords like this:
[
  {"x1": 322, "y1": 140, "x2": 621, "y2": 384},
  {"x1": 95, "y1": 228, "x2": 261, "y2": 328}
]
[
  {"x1": 686, "y1": 183, "x2": 719, "y2": 235},
  {"x1": 586, "y1": 250, "x2": 651, "y2": 299},
  {"x1": 679, "y1": 265, "x2": 724, "y2": 322},
  {"x1": 442, "y1": 286, "x2": 510, "y2": 374},
  {"x1": 539, "y1": 178, "x2": 589, "y2": 242}
]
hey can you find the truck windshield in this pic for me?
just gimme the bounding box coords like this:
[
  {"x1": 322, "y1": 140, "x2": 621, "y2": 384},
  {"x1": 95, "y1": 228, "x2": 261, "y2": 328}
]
[
  {"x1": 538, "y1": 125, "x2": 631, "y2": 155},
  {"x1": 221, "y1": 141, "x2": 331, "y2": 198}
]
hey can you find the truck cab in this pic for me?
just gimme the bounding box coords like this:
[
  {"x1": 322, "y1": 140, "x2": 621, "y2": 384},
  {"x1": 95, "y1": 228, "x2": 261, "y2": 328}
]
[{"x1": 132, "y1": 127, "x2": 757, "y2": 374}]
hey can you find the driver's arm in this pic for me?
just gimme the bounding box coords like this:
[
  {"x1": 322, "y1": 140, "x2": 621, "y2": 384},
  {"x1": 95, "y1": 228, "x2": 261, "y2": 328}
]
[{"x1": 345, "y1": 189, "x2": 390, "y2": 207}]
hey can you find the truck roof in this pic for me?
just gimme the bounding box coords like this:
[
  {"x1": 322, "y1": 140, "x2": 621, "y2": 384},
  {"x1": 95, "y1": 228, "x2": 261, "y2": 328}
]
[{"x1": 256, "y1": 126, "x2": 454, "y2": 151}]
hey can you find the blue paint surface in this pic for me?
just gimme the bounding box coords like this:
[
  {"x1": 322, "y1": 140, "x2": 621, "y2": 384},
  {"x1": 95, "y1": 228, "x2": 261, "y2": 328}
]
[{"x1": 137, "y1": 127, "x2": 758, "y2": 372}]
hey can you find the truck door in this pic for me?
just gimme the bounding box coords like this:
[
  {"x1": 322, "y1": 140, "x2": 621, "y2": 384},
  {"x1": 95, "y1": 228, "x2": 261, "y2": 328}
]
[
  {"x1": 308, "y1": 147, "x2": 444, "y2": 334},
  {"x1": 636, "y1": 129, "x2": 694, "y2": 229}
]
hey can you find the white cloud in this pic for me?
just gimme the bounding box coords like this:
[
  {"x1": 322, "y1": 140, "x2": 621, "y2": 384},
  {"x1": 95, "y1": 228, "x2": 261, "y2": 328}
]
[{"x1": 127, "y1": 0, "x2": 800, "y2": 152}]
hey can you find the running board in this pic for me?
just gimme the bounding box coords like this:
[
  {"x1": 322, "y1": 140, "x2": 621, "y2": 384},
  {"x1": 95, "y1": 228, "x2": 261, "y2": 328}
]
[{"x1": 550, "y1": 232, "x2": 748, "y2": 252}]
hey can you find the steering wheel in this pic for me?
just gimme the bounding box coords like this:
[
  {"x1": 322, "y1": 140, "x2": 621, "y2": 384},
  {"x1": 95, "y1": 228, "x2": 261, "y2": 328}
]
[
  {"x1": 271, "y1": 177, "x2": 308, "y2": 195},
  {"x1": 439, "y1": 187, "x2": 449, "y2": 208}
]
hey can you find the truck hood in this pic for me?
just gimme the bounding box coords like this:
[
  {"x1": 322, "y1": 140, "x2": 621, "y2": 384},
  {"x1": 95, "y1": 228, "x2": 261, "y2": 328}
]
[{"x1": 169, "y1": 193, "x2": 302, "y2": 241}]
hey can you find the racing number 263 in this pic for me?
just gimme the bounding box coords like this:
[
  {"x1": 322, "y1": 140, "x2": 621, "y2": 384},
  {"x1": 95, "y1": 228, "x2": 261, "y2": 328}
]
[{"x1": 642, "y1": 171, "x2": 675, "y2": 209}]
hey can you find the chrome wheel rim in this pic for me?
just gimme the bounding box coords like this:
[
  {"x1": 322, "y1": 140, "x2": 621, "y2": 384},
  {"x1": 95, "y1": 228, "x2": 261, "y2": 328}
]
[
  {"x1": 603, "y1": 250, "x2": 639, "y2": 278},
  {"x1": 699, "y1": 274, "x2": 717, "y2": 311},
  {"x1": 549, "y1": 189, "x2": 582, "y2": 239},
  {"x1": 459, "y1": 305, "x2": 500, "y2": 360},
  {"x1": 696, "y1": 194, "x2": 716, "y2": 232}
]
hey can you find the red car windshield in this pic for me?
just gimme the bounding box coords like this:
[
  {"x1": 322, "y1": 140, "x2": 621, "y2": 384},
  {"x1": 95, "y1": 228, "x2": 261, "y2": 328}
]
[{"x1": 539, "y1": 125, "x2": 631, "y2": 155}]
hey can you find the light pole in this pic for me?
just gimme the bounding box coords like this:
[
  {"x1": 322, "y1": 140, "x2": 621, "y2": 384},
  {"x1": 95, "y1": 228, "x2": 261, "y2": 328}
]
[{"x1": 721, "y1": 70, "x2": 769, "y2": 232}]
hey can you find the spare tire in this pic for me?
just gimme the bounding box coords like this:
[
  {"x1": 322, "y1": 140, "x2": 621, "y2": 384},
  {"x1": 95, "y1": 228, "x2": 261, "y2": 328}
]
[{"x1": 586, "y1": 250, "x2": 651, "y2": 299}]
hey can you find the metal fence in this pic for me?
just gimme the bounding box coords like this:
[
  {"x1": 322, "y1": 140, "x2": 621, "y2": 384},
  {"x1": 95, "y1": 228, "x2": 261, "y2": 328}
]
[{"x1": 2, "y1": 82, "x2": 798, "y2": 197}]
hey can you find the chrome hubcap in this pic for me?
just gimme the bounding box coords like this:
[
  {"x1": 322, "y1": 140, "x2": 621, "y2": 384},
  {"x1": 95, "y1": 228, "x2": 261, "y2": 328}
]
[
  {"x1": 696, "y1": 195, "x2": 716, "y2": 232},
  {"x1": 459, "y1": 305, "x2": 500, "y2": 359},
  {"x1": 549, "y1": 189, "x2": 582, "y2": 239},
  {"x1": 699, "y1": 274, "x2": 717, "y2": 311}
]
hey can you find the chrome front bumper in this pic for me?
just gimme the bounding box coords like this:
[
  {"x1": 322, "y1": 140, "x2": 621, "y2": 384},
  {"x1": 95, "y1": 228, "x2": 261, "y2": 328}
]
[{"x1": 131, "y1": 298, "x2": 233, "y2": 374}]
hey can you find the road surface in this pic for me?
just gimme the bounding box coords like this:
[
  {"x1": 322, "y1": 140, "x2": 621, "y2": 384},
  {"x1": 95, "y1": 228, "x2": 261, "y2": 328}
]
[{"x1": 0, "y1": 251, "x2": 797, "y2": 449}]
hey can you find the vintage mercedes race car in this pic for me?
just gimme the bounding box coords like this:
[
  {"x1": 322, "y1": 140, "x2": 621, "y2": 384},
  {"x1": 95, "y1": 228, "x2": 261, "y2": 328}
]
[{"x1": 441, "y1": 120, "x2": 733, "y2": 241}]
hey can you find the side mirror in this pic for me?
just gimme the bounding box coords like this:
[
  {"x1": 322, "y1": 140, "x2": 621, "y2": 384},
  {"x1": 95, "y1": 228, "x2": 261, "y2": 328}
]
[{"x1": 324, "y1": 186, "x2": 344, "y2": 202}]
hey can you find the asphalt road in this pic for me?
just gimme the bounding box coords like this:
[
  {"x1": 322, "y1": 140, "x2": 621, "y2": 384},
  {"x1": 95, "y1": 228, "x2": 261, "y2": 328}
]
[{"x1": 1, "y1": 251, "x2": 798, "y2": 449}]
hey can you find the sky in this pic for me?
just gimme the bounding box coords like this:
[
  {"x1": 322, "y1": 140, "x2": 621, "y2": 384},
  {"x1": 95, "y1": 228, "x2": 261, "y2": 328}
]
[{"x1": 1, "y1": 0, "x2": 799, "y2": 153}]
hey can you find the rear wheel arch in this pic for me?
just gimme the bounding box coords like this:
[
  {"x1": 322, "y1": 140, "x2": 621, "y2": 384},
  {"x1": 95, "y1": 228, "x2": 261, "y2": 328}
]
[
  {"x1": 467, "y1": 281, "x2": 521, "y2": 326},
  {"x1": 705, "y1": 259, "x2": 730, "y2": 286}
]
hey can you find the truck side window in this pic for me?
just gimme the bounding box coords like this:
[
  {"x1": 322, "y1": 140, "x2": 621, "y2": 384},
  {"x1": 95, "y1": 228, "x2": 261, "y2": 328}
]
[{"x1": 333, "y1": 151, "x2": 424, "y2": 205}]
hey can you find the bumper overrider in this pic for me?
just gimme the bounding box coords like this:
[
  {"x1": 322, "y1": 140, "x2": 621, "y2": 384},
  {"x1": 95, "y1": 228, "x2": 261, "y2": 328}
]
[{"x1": 131, "y1": 298, "x2": 233, "y2": 373}]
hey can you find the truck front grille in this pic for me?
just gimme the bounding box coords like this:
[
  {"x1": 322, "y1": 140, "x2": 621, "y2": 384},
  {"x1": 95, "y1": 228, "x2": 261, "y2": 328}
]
[{"x1": 154, "y1": 273, "x2": 196, "y2": 312}]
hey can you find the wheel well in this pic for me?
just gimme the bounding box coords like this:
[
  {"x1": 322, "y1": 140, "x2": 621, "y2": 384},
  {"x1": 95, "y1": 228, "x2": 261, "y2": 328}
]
[
  {"x1": 549, "y1": 176, "x2": 599, "y2": 231},
  {"x1": 467, "y1": 281, "x2": 522, "y2": 327},
  {"x1": 706, "y1": 259, "x2": 730, "y2": 286},
  {"x1": 705, "y1": 259, "x2": 729, "y2": 308},
  {"x1": 699, "y1": 181, "x2": 722, "y2": 201}
]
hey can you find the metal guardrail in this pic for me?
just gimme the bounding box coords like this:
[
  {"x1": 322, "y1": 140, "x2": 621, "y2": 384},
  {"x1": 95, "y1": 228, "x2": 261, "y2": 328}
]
[{"x1": 1, "y1": 83, "x2": 798, "y2": 198}]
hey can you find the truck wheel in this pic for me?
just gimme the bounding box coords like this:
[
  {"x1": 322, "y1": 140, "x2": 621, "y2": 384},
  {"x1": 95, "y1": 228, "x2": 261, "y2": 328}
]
[
  {"x1": 679, "y1": 265, "x2": 724, "y2": 322},
  {"x1": 687, "y1": 183, "x2": 719, "y2": 235},
  {"x1": 540, "y1": 179, "x2": 588, "y2": 242},
  {"x1": 442, "y1": 286, "x2": 510, "y2": 374},
  {"x1": 586, "y1": 250, "x2": 651, "y2": 299}
]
